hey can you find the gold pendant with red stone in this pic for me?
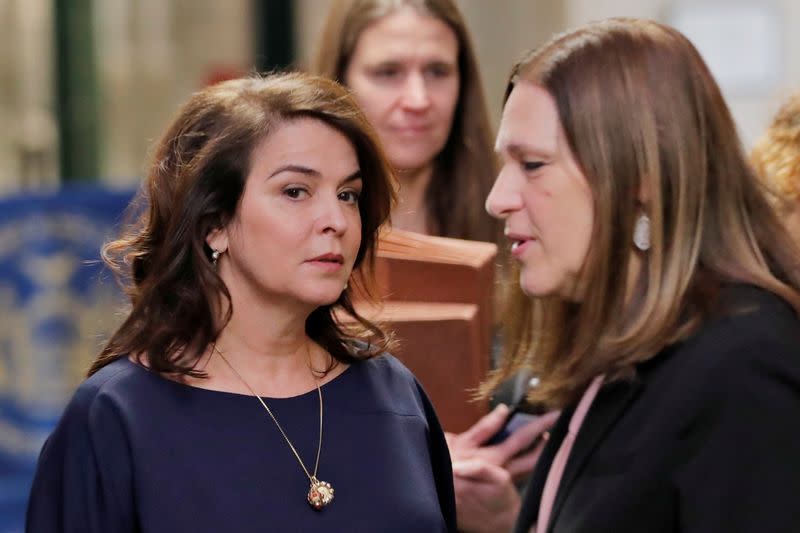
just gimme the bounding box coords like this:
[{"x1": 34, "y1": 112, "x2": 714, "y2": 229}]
[{"x1": 307, "y1": 477, "x2": 334, "y2": 510}]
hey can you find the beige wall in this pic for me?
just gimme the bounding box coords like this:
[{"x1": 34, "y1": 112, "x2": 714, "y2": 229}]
[
  {"x1": 0, "y1": 0, "x2": 254, "y2": 192},
  {"x1": 0, "y1": 0, "x2": 59, "y2": 194},
  {"x1": 95, "y1": 0, "x2": 253, "y2": 186},
  {"x1": 562, "y1": 0, "x2": 800, "y2": 147},
  {"x1": 458, "y1": 0, "x2": 564, "y2": 129}
]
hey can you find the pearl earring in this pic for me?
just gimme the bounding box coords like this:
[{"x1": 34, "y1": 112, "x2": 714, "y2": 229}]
[
  {"x1": 211, "y1": 249, "x2": 221, "y2": 267},
  {"x1": 633, "y1": 213, "x2": 651, "y2": 251}
]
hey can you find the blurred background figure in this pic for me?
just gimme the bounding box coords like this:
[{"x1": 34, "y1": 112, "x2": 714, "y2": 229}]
[
  {"x1": 751, "y1": 92, "x2": 800, "y2": 240},
  {"x1": 313, "y1": 0, "x2": 500, "y2": 243}
]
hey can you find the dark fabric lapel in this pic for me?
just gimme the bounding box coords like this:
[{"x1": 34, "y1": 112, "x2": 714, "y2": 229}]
[
  {"x1": 513, "y1": 407, "x2": 573, "y2": 533},
  {"x1": 546, "y1": 378, "x2": 643, "y2": 532}
]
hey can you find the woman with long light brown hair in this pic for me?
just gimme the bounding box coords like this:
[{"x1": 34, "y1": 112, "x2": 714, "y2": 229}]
[{"x1": 485, "y1": 18, "x2": 800, "y2": 532}]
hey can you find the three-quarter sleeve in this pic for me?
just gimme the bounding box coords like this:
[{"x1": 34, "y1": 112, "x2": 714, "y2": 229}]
[{"x1": 26, "y1": 383, "x2": 136, "y2": 533}]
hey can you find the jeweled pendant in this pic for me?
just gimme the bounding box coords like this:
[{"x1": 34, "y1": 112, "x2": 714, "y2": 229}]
[{"x1": 307, "y1": 478, "x2": 334, "y2": 510}]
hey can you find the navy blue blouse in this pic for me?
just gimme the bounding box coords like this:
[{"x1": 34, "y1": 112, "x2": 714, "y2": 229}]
[{"x1": 26, "y1": 354, "x2": 456, "y2": 532}]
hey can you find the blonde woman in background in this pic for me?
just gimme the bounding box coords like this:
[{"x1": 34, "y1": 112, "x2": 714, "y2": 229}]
[
  {"x1": 313, "y1": 1, "x2": 555, "y2": 532},
  {"x1": 751, "y1": 92, "x2": 800, "y2": 240}
]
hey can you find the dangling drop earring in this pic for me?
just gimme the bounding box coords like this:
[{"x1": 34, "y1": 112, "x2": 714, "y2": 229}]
[
  {"x1": 633, "y1": 213, "x2": 651, "y2": 251},
  {"x1": 211, "y1": 249, "x2": 221, "y2": 268}
]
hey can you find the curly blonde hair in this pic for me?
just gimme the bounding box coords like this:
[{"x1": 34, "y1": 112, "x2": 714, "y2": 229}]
[{"x1": 752, "y1": 93, "x2": 800, "y2": 203}]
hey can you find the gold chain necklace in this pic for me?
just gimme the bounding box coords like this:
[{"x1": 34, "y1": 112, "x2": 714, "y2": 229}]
[{"x1": 213, "y1": 344, "x2": 335, "y2": 510}]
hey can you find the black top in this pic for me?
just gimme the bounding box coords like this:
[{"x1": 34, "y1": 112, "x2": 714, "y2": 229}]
[
  {"x1": 516, "y1": 284, "x2": 800, "y2": 533},
  {"x1": 27, "y1": 353, "x2": 456, "y2": 532}
]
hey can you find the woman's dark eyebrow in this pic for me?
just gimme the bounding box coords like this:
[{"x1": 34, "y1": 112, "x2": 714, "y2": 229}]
[
  {"x1": 342, "y1": 170, "x2": 362, "y2": 184},
  {"x1": 269, "y1": 165, "x2": 362, "y2": 184},
  {"x1": 268, "y1": 164, "x2": 318, "y2": 179}
]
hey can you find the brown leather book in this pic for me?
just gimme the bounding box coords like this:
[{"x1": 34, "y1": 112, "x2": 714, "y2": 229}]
[
  {"x1": 352, "y1": 301, "x2": 487, "y2": 433},
  {"x1": 374, "y1": 229, "x2": 497, "y2": 358},
  {"x1": 351, "y1": 229, "x2": 498, "y2": 432}
]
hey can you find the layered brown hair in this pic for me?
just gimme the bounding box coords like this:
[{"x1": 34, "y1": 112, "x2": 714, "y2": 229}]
[
  {"x1": 482, "y1": 19, "x2": 800, "y2": 407},
  {"x1": 90, "y1": 72, "x2": 396, "y2": 377},
  {"x1": 312, "y1": 0, "x2": 500, "y2": 243}
]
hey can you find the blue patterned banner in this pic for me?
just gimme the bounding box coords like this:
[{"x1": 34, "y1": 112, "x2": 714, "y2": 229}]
[{"x1": 0, "y1": 186, "x2": 134, "y2": 533}]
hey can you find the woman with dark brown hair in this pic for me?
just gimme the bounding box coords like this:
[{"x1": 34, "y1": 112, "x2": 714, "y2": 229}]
[
  {"x1": 485, "y1": 18, "x2": 800, "y2": 532},
  {"x1": 26, "y1": 72, "x2": 456, "y2": 532}
]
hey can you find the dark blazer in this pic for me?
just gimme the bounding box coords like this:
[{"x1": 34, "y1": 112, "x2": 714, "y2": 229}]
[{"x1": 515, "y1": 284, "x2": 800, "y2": 533}]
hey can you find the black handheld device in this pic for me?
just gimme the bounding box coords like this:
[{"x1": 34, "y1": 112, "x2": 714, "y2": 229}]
[{"x1": 485, "y1": 403, "x2": 543, "y2": 446}]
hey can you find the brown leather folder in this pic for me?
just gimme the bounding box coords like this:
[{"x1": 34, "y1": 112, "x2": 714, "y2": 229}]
[
  {"x1": 352, "y1": 301, "x2": 486, "y2": 433},
  {"x1": 374, "y1": 229, "x2": 497, "y2": 361},
  {"x1": 350, "y1": 229, "x2": 498, "y2": 432}
]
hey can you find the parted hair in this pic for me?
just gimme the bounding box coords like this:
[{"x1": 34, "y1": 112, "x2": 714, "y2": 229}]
[
  {"x1": 90, "y1": 72, "x2": 396, "y2": 377},
  {"x1": 312, "y1": 0, "x2": 500, "y2": 243},
  {"x1": 482, "y1": 19, "x2": 800, "y2": 408}
]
